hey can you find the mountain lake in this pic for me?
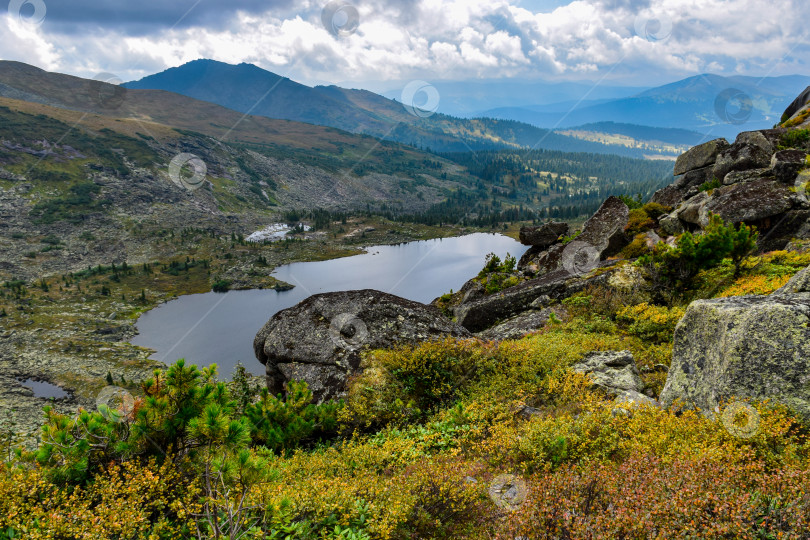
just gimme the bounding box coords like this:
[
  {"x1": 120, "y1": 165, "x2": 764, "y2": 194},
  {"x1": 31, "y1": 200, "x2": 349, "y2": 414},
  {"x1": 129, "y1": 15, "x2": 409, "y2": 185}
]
[{"x1": 130, "y1": 233, "x2": 528, "y2": 377}]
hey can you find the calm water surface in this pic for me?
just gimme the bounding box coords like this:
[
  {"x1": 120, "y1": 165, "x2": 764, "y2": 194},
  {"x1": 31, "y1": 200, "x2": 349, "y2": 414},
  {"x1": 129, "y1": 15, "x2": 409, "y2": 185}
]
[
  {"x1": 130, "y1": 233, "x2": 527, "y2": 377},
  {"x1": 20, "y1": 379, "x2": 69, "y2": 399}
]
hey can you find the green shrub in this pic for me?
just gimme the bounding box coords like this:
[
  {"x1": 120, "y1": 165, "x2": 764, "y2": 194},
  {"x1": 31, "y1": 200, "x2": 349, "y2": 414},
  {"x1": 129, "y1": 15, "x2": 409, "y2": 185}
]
[
  {"x1": 639, "y1": 214, "x2": 757, "y2": 296},
  {"x1": 245, "y1": 381, "x2": 341, "y2": 453},
  {"x1": 698, "y1": 177, "x2": 722, "y2": 192},
  {"x1": 340, "y1": 339, "x2": 490, "y2": 430},
  {"x1": 624, "y1": 208, "x2": 655, "y2": 236},
  {"x1": 640, "y1": 201, "x2": 669, "y2": 220},
  {"x1": 477, "y1": 252, "x2": 516, "y2": 278},
  {"x1": 616, "y1": 303, "x2": 685, "y2": 343},
  {"x1": 30, "y1": 359, "x2": 336, "y2": 485},
  {"x1": 211, "y1": 279, "x2": 231, "y2": 292},
  {"x1": 780, "y1": 128, "x2": 810, "y2": 149},
  {"x1": 620, "y1": 233, "x2": 653, "y2": 258},
  {"x1": 477, "y1": 252, "x2": 520, "y2": 294}
]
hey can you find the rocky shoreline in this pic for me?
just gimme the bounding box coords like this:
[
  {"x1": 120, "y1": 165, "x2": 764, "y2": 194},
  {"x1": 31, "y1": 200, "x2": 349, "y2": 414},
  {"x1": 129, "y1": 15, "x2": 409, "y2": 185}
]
[
  {"x1": 0, "y1": 220, "x2": 487, "y2": 443},
  {"x1": 254, "y1": 96, "x2": 810, "y2": 422}
]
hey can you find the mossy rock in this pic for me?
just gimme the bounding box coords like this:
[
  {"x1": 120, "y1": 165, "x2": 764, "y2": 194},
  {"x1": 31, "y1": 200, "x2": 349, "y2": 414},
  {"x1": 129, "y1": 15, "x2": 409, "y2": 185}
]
[{"x1": 660, "y1": 267, "x2": 810, "y2": 420}]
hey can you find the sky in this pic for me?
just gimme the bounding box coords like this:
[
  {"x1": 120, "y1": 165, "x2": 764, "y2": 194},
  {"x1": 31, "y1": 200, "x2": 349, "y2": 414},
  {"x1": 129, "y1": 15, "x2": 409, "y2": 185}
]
[{"x1": 1, "y1": 0, "x2": 809, "y2": 91}]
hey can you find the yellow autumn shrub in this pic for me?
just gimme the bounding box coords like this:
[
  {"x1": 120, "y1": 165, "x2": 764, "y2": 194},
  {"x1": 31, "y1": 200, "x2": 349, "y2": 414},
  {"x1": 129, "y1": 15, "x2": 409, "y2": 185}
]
[
  {"x1": 0, "y1": 457, "x2": 199, "y2": 539},
  {"x1": 617, "y1": 302, "x2": 685, "y2": 343},
  {"x1": 717, "y1": 273, "x2": 792, "y2": 297}
]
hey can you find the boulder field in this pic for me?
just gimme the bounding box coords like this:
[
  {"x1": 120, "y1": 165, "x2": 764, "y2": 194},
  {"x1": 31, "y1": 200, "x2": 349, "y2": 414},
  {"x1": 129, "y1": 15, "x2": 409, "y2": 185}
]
[{"x1": 255, "y1": 91, "x2": 810, "y2": 413}]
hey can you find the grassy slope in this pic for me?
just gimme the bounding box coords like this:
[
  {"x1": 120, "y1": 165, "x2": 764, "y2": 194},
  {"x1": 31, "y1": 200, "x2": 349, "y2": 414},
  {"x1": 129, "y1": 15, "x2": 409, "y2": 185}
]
[{"x1": 2, "y1": 249, "x2": 809, "y2": 538}]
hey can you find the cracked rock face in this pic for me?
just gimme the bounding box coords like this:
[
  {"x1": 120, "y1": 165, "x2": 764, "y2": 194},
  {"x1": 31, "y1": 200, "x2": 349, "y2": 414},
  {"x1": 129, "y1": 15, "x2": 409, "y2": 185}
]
[
  {"x1": 660, "y1": 267, "x2": 810, "y2": 420},
  {"x1": 253, "y1": 289, "x2": 470, "y2": 401},
  {"x1": 704, "y1": 179, "x2": 795, "y2": 225}
]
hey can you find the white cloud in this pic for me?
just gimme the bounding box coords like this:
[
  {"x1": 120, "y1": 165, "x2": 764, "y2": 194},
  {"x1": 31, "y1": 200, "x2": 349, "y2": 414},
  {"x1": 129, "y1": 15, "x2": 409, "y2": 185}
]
[
  {"x1": 0, "y1": 18, "x2": 59, "y2": 70},
  {"x1": 1, "y1": 0, "x2": 808, "y2": 86}
]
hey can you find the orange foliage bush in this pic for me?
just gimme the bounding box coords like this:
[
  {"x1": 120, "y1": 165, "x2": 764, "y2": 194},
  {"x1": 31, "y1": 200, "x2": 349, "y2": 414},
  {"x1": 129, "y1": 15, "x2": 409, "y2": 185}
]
[
  {"x1": 500, "y1": 452, "x2": 810, "y2": 539},
  {"x1": 717, "y1": 273, "x2": 792, "y2": 297}
]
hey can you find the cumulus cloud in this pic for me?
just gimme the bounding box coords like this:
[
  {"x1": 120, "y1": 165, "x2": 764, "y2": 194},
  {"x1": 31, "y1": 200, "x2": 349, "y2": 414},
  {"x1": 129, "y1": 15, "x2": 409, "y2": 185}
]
[{"x1": 1, "y1": 0, "x2": 808, "y2": 86}]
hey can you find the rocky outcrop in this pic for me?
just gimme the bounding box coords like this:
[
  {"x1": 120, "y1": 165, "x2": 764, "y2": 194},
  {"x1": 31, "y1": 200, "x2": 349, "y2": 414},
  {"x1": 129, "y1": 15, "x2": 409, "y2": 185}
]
[
  {"x1": 771, "y1": 150, "x2": 807, "y2": 183},
  {"x1": 573, "y1": 351, "x2": 644, "y2": 395},
  {"x1": 782, "y1": 86, "x2": 810, "y2": 122},
  {"x1": 254, "y1": 289, "x2": 470, "y2": 401},
  {"x1": 660, "y1": 267, "x2": 810, "y2": 420},
  {"x1": 649, "y1": 184, "x2": 683, "y2": 207},
  {"x1": 660, "y1": 123, "x2": 810, "y2": 248},
  {"x1": 577, "y1": 196, "x2": 631, "y2": 256},
  {"x1": 674, "y1": 138, "x2": 730, "y2": 176},
  {"x1": 476, "y1": 306, "x2": 563, "y2": 341},
  {"x1": 519, "y1": 221, "x2": 569, "y2": 248},
  {"x1": 712, "y1": 131, "x2": 774, "y2": 182},
  {"x1": 704, "y1": 179, "x2": 794, "y2": 225},
  {"x1": 454, "y1": 267, "x2": 611, "y2": 332},
  {"x1": 519, "y1": 197, "x2": 629, "y2": 275}
]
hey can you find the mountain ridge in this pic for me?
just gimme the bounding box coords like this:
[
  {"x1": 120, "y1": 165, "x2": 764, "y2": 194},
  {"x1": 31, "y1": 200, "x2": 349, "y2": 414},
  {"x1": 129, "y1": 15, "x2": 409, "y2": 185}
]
[
  {"x1": 121, "y1": 59, "x2": 691, "y2": 157},
  {"x1": 481, "y1": 72, "x2": 810, "y2": 139}
]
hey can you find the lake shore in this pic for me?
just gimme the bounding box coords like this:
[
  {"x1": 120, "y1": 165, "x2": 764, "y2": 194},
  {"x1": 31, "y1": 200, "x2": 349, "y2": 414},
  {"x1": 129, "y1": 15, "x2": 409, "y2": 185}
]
[{"x1": 0, "y1": 217, "x2": 527, "y2": 442}]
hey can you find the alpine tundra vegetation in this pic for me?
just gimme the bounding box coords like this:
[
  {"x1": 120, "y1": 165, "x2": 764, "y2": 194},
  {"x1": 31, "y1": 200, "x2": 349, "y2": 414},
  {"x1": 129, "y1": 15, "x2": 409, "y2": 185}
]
[
  {"x1": 3, "y1": 87, "x2": 810, "y2": 539},
  {"x1": 3, "y1": 0, "x2": 810, "y2": 536}
]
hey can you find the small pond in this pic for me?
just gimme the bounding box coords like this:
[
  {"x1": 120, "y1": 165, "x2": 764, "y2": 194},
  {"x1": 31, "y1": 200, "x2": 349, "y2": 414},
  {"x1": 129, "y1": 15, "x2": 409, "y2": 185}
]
[
  {"x1": 20, "y1": 379, "x2": 69, "y2": 399},
  {"x1": 130, "y1": 233, "x2": 528, "y2": 377}
]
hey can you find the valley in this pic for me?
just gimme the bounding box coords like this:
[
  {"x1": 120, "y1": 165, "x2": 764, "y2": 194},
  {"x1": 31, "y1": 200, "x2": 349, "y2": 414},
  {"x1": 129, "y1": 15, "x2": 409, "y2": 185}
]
[{"x1": 3, "y1": 35, "x2": 810, "y2": 535}]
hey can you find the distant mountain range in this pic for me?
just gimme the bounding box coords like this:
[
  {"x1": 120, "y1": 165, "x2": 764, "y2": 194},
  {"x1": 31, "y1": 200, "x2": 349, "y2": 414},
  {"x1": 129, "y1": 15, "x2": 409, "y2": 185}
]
[
  {"x1": 376, "y1": 79, "x2": 647, "y2": 118},
  {"x1": 124, "y1": 60, "x2": 809, "y2": 151},
  {"x1": 123, "y1": 59, "x2": 658, "y2": 156},
  {"x1": 481, "y1": 74, "x2": 810, "y2": 139}
]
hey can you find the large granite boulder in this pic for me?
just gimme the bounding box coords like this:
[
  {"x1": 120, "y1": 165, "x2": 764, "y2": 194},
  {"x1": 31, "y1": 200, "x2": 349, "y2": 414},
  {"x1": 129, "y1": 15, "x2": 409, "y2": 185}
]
[
  {"x1": 476, "y1": 307, "x2": 562, "y2": 341},
  {"x1": 758, "y1": 210, "x2": 810, "y2": 252},
  {"x1": 721, "y1": 168, "x2": 771, "y2": 186},
  {"x1": 712, "y1": 131, "x2": 774, "y2": 182},
  {"x1": 650, "y1": 184, "x2": 684, "y2": 207},
  {"x1": 675, "y1": 191, "x2": 710, "y2": 226},
  {"x1": 674, "y1": 138, "x2": 730, "y2": 176},
  {"x1": 771, "y1": 149, "x2": 807, "y2": 183},
  {"x1": 660, "y1": 267, "x2": 810, "y2": 420},
  {"x1": 519, "y1": 221, "x2": 569, "y2": 248},
  {"x1": 254, "y1": 289, "x2": 471, "y2": 401},
  {"x1": 572, "y1": 351, "x2": 657, "y2": 408},
  {"x1": 783, "y1": 86, "x2": 810, "y2": 122},
  {"x1": 573, "y1": 351, "x2": 644, "y2": 396},
  {"x1": 578, "y1": 196, "x2": 631, "y2": 256},
  {"x1": 704, "y1": 179, "x2": 795, "y2": 225},
  {"x1": 675, "y1": 165, "x2": 714, "y2": 190},
  {"x1": 672, "y1": 178, "x2": 798, "y2": 232}
]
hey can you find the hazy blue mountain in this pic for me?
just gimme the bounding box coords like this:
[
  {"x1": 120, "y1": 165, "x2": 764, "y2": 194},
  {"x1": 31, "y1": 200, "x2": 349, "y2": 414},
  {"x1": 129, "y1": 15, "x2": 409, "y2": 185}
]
[
  {"x1": 125, "y1": 60, "x2": 806, "y2": 152},
  {"x1": 378, "y1": 79, "x2": 647, "y2": 117},
  {"x1": 482, "y1": 74, "x2": 810, "y2": 139}
]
